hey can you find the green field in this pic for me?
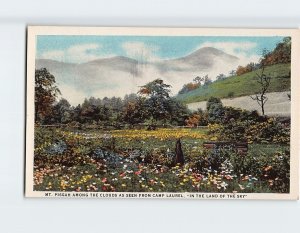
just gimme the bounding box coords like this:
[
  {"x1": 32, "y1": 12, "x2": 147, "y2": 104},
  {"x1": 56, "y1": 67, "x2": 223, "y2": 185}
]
[
  {"x1": 33, "y1": 127, "x2": 290, "y2": 193},
  {"x1": 176, "y1": 64, "x2": 290, "y2": 103}
]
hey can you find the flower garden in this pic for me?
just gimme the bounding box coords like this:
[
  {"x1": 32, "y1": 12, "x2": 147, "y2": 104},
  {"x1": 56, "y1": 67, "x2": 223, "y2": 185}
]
[{"x1": 33, "y1": 126, "x2": 290, "y2": 193}]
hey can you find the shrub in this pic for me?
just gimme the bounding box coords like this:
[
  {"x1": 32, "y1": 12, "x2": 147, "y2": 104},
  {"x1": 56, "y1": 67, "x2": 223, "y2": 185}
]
[
  {"x1": 206, "y1": 97, "x2": 224, "y2": 123},
  {"x1": 227, "y1": 91, "x2": 234, "y2": 99},
  {"x1": 205, "y1": 102, "x2": 290, "y2": 144},
  {"x1": 260, "y1": 149, "x2": 290, "y2": 193}
]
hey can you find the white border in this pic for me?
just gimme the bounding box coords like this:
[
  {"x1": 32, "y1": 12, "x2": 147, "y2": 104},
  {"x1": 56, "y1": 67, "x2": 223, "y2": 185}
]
[{"x1": 26, "y1": 26, "x2": 300, "y2": 200}]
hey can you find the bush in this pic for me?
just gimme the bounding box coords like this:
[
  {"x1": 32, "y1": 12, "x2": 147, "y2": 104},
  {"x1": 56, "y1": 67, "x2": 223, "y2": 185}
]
[
  {"x1": 260, "y1": 149, "x2": 290, "y2": 193},
  {"x1": 205, "y1": 100, "x2": 290, "y2": 144},
  {"x1": 227, "y1": 91, "x2": 234, "y2": 99},
  {"x1": 206, "y1": 97, "x2": 224, "y2": 123},
  {"x1": 185, "y1": 110, "x2": 208, "y2": 127}
]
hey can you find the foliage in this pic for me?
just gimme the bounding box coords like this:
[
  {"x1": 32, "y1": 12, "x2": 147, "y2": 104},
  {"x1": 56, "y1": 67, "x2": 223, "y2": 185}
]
[
  {"x1": 35, "y1": 68, "x2": 61, "y2": 123},
  {"x1": 261, "y1": 37, "x2": 291, "y2": 66},
  {"x1": 178, "y1": 75, "x2": 212, "y2": 95},
  {"x1": 122, "y1": 97, "x2": 146, "y2": 126},
  {"x1": 178, "y1": 82, "x2": 200, "y2": 94},
  {"x1": 33, "y1": 127, "x2": 289, "y2": 193},
  {"x1": 216, "y1": 73, "x2": 226, "y2": 81},
  {"x1": 227, "y1": 91, "x2": 234, "y2": 99},
  {"x1": 236, "y1": 62, "x2": 259, "y2": 76},
  {"x1": 205, "y1": 98, "x2": 290, "y2": 144},
  {"x1": 48, "y1": 98, "x2": 72, "y2": 124},
  {"x1": 138, "y1": 79, "x2": 189, "y2": 127},
  {"x1": 37, "y1": 79, "x2": 190, "y2": 128},
  {"x1": 176, "y1": 63, "x2": 290, "y2": 103},
  {"x1": 235, "y1": 37, "x2": 291, "y2": 76},
  {"x1": 208, "y1": 118, "x2": 290, "y2": 145},
  {"x1": 206, "y1": 97, "x2": 224, "y2": 123},
  {"x1": 185, "y1": 108, "x2": 208, "y2": 127}
]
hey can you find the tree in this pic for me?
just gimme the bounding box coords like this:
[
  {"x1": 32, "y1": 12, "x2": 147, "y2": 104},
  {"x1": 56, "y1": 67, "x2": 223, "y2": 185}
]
[
  {"x1": 35, "y1": 68, "x2": 60, "y2": 123},
  {"x1": 261, "y1": 37, "x2": 291, "y2": 66},
  {"x1": 193, "y1": 76, "x2": 204, "y2": 84},
  {"x1": 229, "y1": 70, "x2": 236, "y2": 77},
  {"x1": 250, "y1": 66, "x2": 271, "y2": 115},
  {"x1": 122, "y1": 98, "x2": 146, "y2": 126},
  {"x1": 203, "y1": 75, "x2": 212, "y2": 85},
  {"x1": 138, "y1": 79, "x2": 172, "y2": 125},
  {"x1": 168, "y1": 98, "x2": 190, "y2": 125},
  {"x1": 178, "y1": 82, "x2": 200, "y2": 94},
  {"x1": 216, "y1": 73, "x2": 226, "y2": 81},
  {"x1": 52, "y1": 98, "x2": 71, "y2": 124},
  {"x1": 206, "y1": 97, "x2": 224, "y2": 123}
]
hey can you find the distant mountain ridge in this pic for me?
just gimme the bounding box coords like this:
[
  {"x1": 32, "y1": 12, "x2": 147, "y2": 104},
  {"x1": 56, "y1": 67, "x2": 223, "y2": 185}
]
[{"x1": 36, "y1": 47, "x2": 241, "y2": 105}]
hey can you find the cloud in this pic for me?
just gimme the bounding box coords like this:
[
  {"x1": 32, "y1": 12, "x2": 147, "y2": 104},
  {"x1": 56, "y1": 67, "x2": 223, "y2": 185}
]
[
  {"x1": 199, "y1": 41, "x2": 257, "y2": 55},
  {"x1": 66, "y1": 44, "x2": 102, "y2": 63},
  {"x1": 198, "y1": 41, "x2": 260, "y2": 66},
  {"x1": 39, "y1": 43, "x2": 115, "y2": 63},
  {"x1": 58, "y1": 84, "x2": 87, "y2": 106},
  {"x1": 122, "y1": 42, "x2": 160, "y2": 62},
  {"x1": 40, "y1": 50, "x2": 65, "y2": 61}
]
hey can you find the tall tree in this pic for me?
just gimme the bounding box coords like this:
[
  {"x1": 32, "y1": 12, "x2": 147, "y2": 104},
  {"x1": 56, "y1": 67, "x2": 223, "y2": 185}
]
[
  {"x1": 35, "y1": 68, "x2": 60, "y2": 123},
  {"x1": 138, "y1": 79, "x2": 172, "y2": 125}
]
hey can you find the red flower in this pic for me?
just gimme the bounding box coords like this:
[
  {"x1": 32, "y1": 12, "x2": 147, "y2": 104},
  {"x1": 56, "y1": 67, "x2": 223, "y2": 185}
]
[
  {"x1": 135, "y1": 170, "x2": 141, "y2": 175},
  {"x1": 102, "y1": 178, "x2": 107, "y2": 183}
]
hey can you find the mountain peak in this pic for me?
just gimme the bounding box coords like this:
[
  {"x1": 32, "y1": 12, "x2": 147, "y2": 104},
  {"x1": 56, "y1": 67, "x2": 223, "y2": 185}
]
[{"x1": 185, "y1": 47, "x2": 239, "y2": 61}]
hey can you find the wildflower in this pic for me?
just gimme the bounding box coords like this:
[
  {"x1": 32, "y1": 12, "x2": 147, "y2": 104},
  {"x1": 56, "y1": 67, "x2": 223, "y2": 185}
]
[
  {"x1": 102, "y1": 178, "x2": 107, "y2": 183},
  {"x1": 150, "y1": 179, "x2": 155, "y2": 185},
  {"x1": 135, "y1": 170, "x2": 141, "y2": 175},
  {"x1": 238, "y1": 184, "x2": 245, "y2": 190},
  {"x1": 264, "y1": 166, "x2": 272, "y2": 171},
  {"x1": 220, "y1": 181, "x2": 228, "y2": 190}
]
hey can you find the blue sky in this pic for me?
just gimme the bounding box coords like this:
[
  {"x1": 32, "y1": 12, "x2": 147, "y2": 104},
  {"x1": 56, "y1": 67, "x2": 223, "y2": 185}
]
[{"x1": 36, "y1": 35, "x2": 285, "y2": 64}]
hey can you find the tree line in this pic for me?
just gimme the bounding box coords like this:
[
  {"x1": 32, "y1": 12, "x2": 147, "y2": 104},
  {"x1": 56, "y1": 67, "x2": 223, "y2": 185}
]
[
  {"x1": 35, "y1": 70, "x2": 191, "y2": 128},
  {"x1": 236, "y1": 37, "x2": 291, "y2": 76}
]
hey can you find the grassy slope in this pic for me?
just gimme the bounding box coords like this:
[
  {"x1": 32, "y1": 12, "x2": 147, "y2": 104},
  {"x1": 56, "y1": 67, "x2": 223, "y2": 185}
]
[{"x1": 176, "y1": 63, "x2": 290, "y2": 104}]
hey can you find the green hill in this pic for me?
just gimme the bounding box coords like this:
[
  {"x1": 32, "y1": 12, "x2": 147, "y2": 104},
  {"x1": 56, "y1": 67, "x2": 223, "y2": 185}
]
[{"x1": 176, "y1": 63, "x2": 290, "y2": 104}]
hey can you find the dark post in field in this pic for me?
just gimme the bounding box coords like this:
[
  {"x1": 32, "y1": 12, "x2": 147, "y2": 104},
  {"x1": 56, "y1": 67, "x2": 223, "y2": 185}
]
[{"x1": 175, "y1": 138, "x2": 184, "y2": 165}]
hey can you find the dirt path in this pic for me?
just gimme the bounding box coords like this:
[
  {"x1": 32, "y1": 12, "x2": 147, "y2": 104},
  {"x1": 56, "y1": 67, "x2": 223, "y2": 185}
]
[{"x1": 187, "y1": 91, "x2": 290, "y2": 116}]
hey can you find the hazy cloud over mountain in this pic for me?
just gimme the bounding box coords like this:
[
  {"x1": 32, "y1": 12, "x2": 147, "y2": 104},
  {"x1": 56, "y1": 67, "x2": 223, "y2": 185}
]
[{"x1": 36, "y1": 47, "x2": 241, "y2": 105}]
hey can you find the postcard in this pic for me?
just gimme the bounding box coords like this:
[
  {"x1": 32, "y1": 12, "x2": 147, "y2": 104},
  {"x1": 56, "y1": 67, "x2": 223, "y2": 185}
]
[{"x1": 26, "y1": 26, "x2": 299, "y2": 199}]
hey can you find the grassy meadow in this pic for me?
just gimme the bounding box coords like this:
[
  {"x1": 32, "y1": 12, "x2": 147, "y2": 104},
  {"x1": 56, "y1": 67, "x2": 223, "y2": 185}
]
[{"x1": 177, "y1": 64, "x2": 290, "y2": 103}]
